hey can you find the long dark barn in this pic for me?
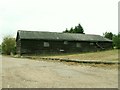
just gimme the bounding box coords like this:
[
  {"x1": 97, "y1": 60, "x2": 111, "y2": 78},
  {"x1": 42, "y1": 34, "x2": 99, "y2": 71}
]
[{"x1": 16, "y1": 30, "x2": 113, "y2": 55}]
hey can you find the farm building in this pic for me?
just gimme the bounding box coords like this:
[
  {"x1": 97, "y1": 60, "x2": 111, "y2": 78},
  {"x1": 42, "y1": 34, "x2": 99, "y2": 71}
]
[{"x1": 16, "y1": 30, "x2": 113, "y2": 55}]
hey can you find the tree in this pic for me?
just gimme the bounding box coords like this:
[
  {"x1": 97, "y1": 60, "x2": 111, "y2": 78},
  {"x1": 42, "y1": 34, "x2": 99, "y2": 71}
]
[
  {"x1": 103, "y1": 32, "x2": 113, "y2": 40},
  {"x1": 2, "y1": 36, "x2": 16, "y2": 55},
  {"x1": 74, "y1": 26, "x2": 78, "y2": 33},
  {"x1": 112, "y1": 33, "x2": 120, "y2": 49},
  {"x1": 69, "y1": 27, "x2": 74, "y2": 33},
  {"x1": 63, "y1": 23, "x2": 85, "y2": 34},
  {"x1": 76, "y1": 24, "x2": 84, "y2": 33}
]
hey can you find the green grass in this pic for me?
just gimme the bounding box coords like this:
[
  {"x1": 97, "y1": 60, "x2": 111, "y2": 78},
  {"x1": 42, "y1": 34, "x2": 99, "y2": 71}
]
[{"x1": 31, "y1": 49, "x2": 119, "y2": 61}]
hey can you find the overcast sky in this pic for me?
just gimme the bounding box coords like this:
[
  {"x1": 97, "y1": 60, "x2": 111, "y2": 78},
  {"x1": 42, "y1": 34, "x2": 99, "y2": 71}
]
[{"x1": 0, "y1": 0, "x2": 119, "y2": 44}]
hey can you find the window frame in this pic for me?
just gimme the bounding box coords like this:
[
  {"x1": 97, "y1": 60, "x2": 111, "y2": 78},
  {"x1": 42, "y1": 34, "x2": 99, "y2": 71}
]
[
  {"x1": 64, "y1": 41, "x2": 68, "y2": 45},
  {"x1": 43, "y1": 42, "x2": 50, "y2": 47},
  {"x1": 90, "y1": 42, "x2": 94, "y2": 45},
  {"x1": 76, "y1": 42, "x2": 81, "y2": 48}
]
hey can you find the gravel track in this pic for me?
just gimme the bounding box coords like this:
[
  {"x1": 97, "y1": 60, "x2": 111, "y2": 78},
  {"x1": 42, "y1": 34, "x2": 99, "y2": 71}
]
[{"x1": 1, "y1": 55, "x2": 118, "y2": 88}]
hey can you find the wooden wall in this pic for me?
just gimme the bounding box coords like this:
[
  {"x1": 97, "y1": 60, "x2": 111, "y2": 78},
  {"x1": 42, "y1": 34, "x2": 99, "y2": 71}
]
[{"x1": 16, "y1": 39, "x2": 113, "y2": 55}]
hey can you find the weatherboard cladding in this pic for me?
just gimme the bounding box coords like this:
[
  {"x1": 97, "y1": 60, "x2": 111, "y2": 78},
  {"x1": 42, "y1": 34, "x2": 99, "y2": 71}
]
[{"x1": 18, "y1": 30, "x2": 112, "y2": 42}]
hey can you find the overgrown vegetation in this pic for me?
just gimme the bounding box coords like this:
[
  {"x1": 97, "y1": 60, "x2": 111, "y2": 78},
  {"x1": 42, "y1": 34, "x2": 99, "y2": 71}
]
[{"x1": 2, "y1": 36, "x2": 16, "y2": 55}]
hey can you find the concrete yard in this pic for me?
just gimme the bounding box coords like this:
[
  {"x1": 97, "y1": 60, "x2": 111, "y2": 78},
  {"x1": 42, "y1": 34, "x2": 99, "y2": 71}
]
[{"x1": 1, "y1": 55, "x2": 118, "y2": 88}]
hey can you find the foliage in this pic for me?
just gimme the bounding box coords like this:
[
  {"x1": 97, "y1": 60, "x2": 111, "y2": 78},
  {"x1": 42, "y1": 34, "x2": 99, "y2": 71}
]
[
  {"x1": 112, "y1": 33, "x2": 120, "y2": 49},
  {"x1": 63, "y1": 23, "x2": 84, "y2": 34},
  {"x1": 0, "y1": 45, "x2": 1, "y2": 54},
  {"x1": 103, "y1": 32, "x2": 120, "y2": 49},
  {"x1": 103, "y1": 32, "x2": 113, "y2": 40},
  {"x1": 2, "y1": 36, "x2": 16, "y2": 55}
]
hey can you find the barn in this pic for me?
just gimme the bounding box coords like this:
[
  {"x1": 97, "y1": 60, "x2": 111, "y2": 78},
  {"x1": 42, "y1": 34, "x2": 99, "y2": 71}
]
[{"x1": 16, "y1": 30, "x2": 113, "y2": 55}]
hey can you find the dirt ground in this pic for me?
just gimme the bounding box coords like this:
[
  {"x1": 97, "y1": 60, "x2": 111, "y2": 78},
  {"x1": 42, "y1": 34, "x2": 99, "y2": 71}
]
[{"x1": 1, "y1": 55, "x2": 118, "y2": 88}]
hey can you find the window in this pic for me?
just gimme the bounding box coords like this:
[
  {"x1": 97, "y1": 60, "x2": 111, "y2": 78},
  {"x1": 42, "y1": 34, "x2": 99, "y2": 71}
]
[
  {"x1": 90, "y1": 43, "x2": 94, "y2": 45},
  {"x1": 64, "y1": 41, "x2": 68, "y2": 45},
  {"x1": 76, "y1": 43, "x2": 81, "y2": 47},
  {"x1": 44, "y1": 42, "x2": 49, "y2": 47}
]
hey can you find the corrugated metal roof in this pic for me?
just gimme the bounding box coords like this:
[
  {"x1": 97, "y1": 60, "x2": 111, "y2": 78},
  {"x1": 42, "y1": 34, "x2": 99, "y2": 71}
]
[{"x1": 17, "y1": 30, "x2": 112, "y2": 42}]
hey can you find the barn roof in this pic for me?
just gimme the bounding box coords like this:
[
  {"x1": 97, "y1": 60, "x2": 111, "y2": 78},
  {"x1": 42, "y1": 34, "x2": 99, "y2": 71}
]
[{"x1": 16, "y1": 30, "x2": 112, "y2": 42}]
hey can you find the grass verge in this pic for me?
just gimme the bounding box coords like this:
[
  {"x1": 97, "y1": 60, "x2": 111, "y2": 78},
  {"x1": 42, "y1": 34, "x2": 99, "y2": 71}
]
[{"x1": 29, "y1": 49, "x2": 119, "y2": 61}]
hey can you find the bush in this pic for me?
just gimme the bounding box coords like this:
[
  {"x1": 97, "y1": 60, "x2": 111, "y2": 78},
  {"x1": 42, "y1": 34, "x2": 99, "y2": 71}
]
[
  {"x1": 112, "y1": 34, "x2": 120, "y2": 49},
  {"x1": 0, "y1": 45, "x2": 1, "y2": 54},
  {"x1": 2, "y1": 36, "x2": 16, "y2": 55}
]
